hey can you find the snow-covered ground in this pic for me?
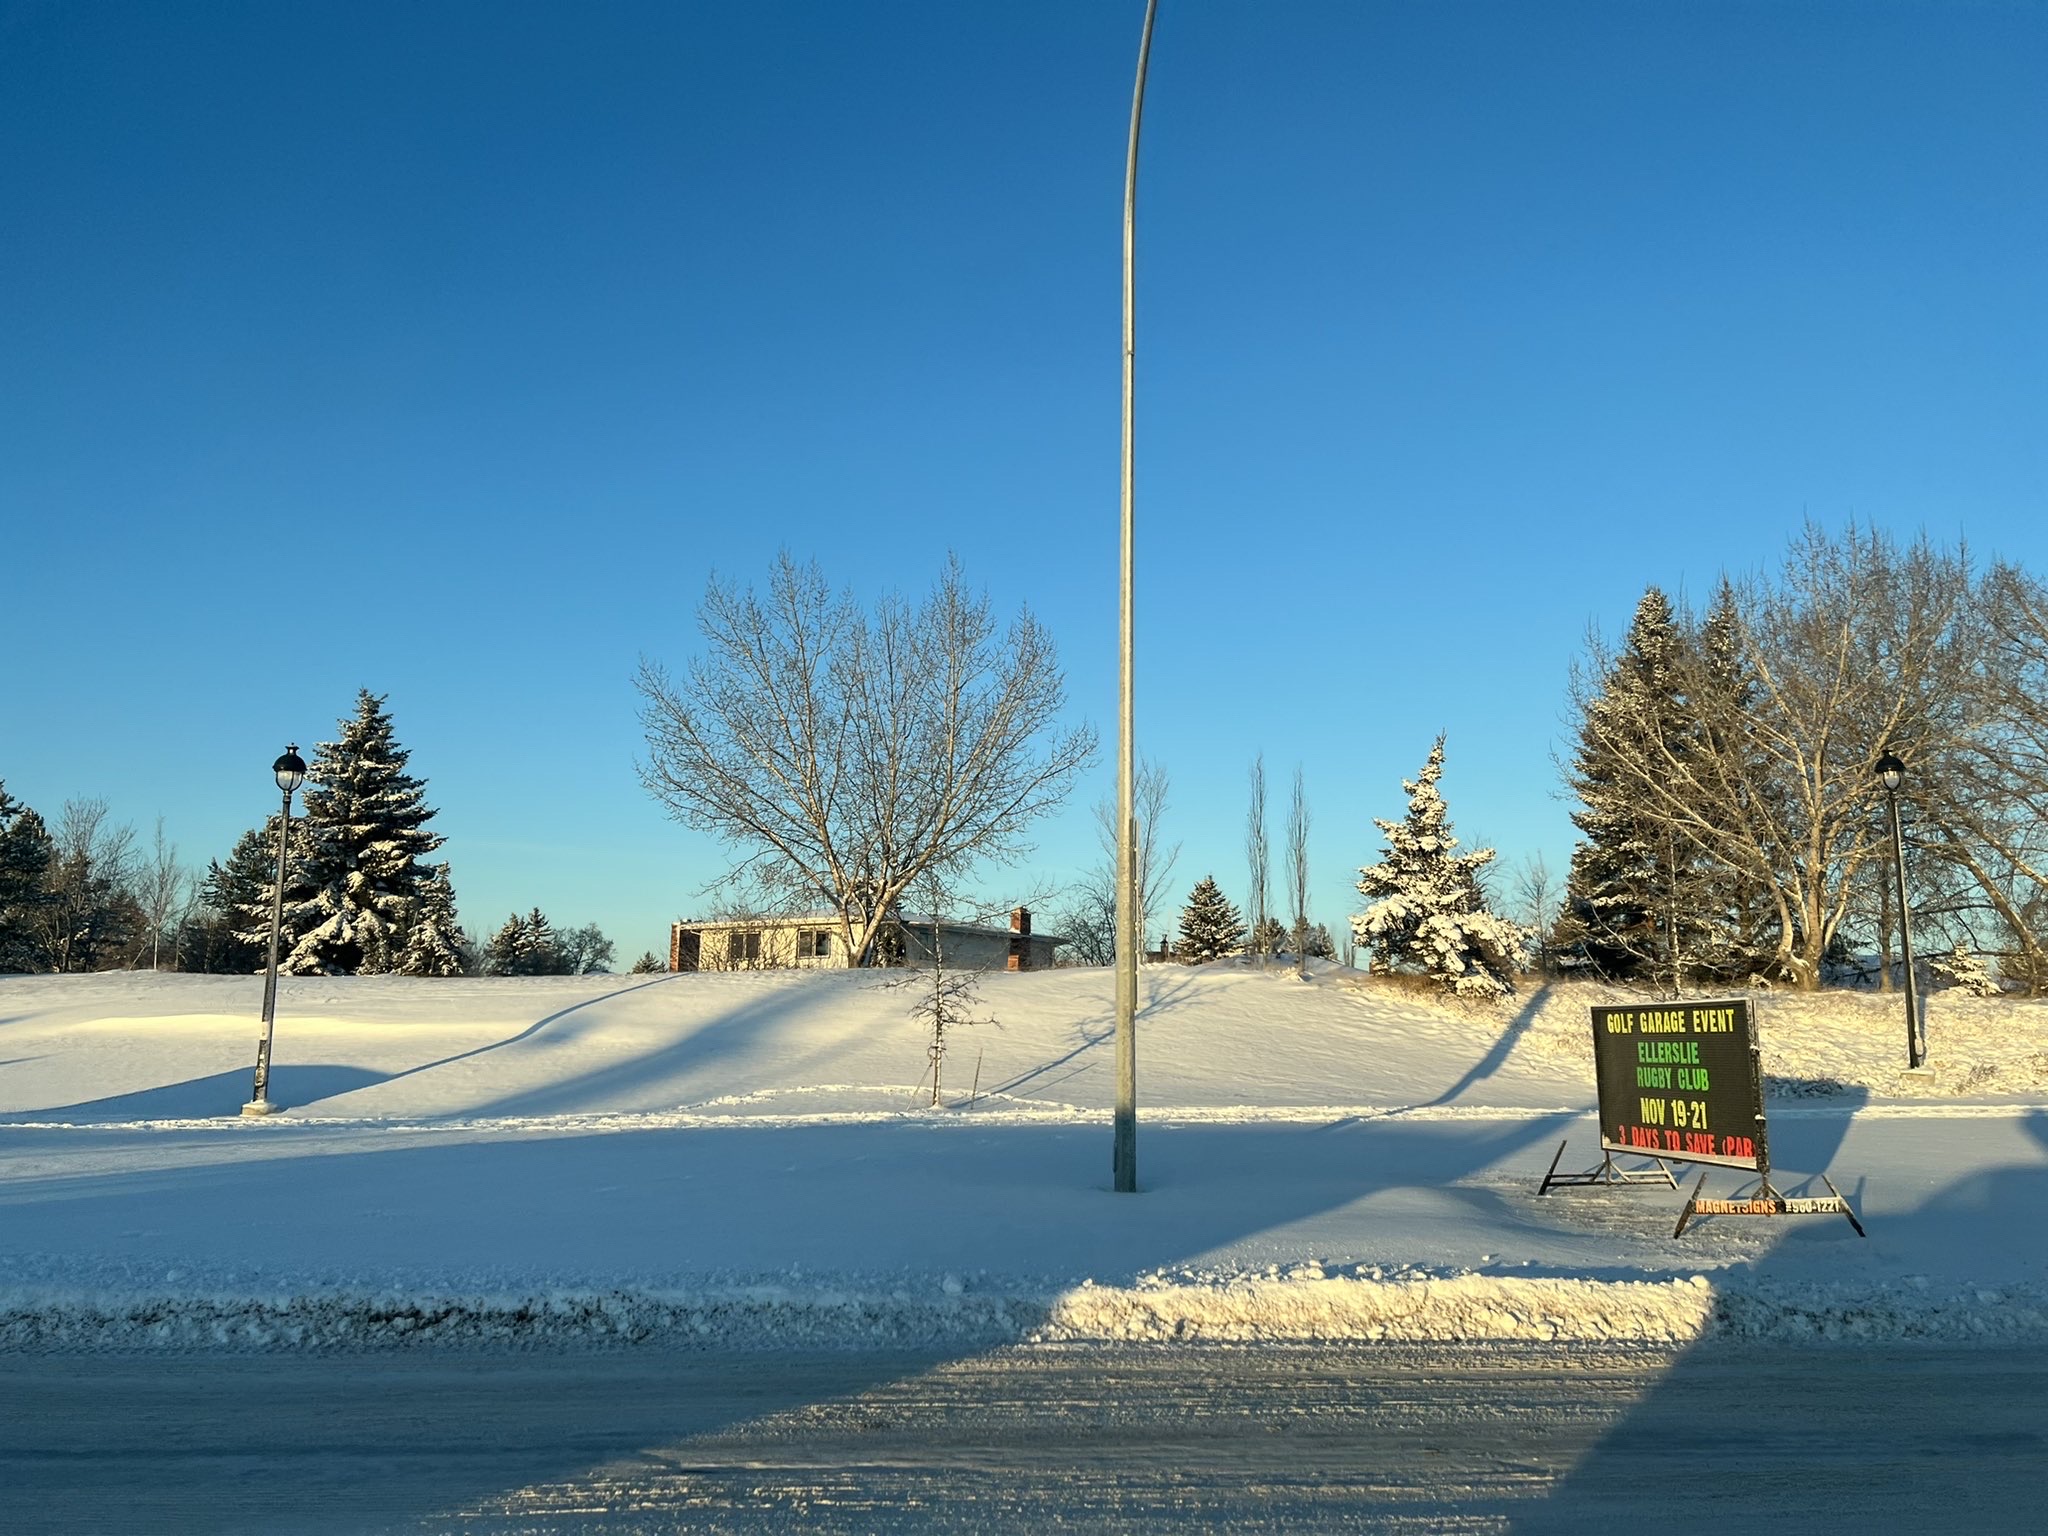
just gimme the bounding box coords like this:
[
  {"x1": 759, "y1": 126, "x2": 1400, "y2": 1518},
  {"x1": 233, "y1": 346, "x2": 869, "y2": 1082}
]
[{"x1": 2, "y1": 964, "x2": 2044, "y2": 1350}]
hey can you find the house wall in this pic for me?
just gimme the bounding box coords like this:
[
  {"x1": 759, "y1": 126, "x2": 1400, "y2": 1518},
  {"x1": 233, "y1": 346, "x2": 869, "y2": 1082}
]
[
  {"x1": 899, "y1": 925, "x2": 1013, "y2": 972},
  {"x1": 671, "y1": 921, "x2": 845, "y2": 971},
  {"x1": 670, "y1": 918, "x2": 1061, "y2": 972}
]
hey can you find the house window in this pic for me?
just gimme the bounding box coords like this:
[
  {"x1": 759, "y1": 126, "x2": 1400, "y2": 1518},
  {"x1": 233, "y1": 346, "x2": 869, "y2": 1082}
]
[
  {"x1": 727, "y1": 930, "x2": 763, "y2": 966},
  {"x1": 797, "y1": 928, "x2": 833, "y2": 961}
]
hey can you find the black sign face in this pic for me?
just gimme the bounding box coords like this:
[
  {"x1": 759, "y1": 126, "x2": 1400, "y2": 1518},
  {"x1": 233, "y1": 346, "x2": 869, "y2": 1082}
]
[{"x1": 1592, "y1": 998, "x2": 1762, "y2": 1171}]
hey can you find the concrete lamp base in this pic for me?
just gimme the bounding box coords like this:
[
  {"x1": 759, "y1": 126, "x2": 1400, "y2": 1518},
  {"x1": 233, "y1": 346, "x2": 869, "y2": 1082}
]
[{"x1": 240, "y1": 1099, "x2": 282, "y2": 1117}]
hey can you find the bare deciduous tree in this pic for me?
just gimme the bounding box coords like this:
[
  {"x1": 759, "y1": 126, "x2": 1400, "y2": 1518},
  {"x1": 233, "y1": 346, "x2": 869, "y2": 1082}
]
[
  {"x1": 1092, "y1": 756, "x2": 1180, "y2": 959},
  {"x1": 138, "y1": 817, "x2": 192, "y2": 972},
  {"x1": 636, "y1": 554, "x2": 1095, "y2": 968},
  {"x1": 1287, "y1": 765, "x2": 1311, "y2": 978},
  {"x1": 35, "y1": 798, "x2": 139, "y2": 973},
  {"x1": 1570, "y1": 526, "x2": 1994, "y2": 989},
  {"x1": 1510, "y1": 852, "x2": 1561, "y2": 974},
  {"x1": 1048, "y1": 867, "x2": 1117, "y2": 967},
  {"x1": 1245, "y1": 754, "x2": 1269, "y2": 969},
  {"x1": 884, "y1": 871, "x2": 997, "y2": 1105}
]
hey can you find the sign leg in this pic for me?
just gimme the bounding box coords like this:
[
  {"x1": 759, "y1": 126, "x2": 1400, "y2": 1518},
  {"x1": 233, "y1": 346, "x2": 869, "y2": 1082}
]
[{"x1": 1673, "y1": 1170, "x2": 1710, "y2": 1238}]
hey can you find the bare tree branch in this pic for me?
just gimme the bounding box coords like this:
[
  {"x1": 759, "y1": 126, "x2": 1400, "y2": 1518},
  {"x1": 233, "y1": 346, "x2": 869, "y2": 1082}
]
[{"x1": 637, "y1": 554, "x2": 1096, "y2": 966}]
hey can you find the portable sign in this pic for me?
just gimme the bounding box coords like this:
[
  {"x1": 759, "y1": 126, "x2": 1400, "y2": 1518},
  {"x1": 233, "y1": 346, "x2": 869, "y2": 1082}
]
[{"x1": 1593, "y1": 998, "x2": 1763, "y2": 1171}]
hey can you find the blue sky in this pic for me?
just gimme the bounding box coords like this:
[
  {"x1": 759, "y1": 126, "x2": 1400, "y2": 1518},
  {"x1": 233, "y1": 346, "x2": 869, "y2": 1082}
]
[{"x1": 4, "y1": 1, "x2": 2045, "y2": 963}]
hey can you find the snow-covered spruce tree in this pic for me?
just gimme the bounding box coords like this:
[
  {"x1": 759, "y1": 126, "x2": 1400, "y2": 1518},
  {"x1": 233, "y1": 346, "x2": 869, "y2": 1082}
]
[
  {"x1": 482, "y1": 913, "x2": 527, "y2": 976},
  {"x1": 1352, "y1": 737, "x2": 1524, "y2": 999},
  {"x1": 1685, "y1": 581, "x2": 1783, "y2": 982},
  {"x1": 273, "y1": 691, "x2": 448, "y2": 975},
  {"x1": 1176, "y1": 875, "x2": 1245, "y2": 964},
  {"x1": 516, "y1": 907, "x2": 562, "y2": 974},
  {"x1": 397, "y1": 863, "x2": 466, "y2": 977},
  {"x1": 1557, "y1": 587, "x2": 1719, "y2": 986},
  {"x1": 1929, "y1": 942, "x2": 2000, "y2": 997}
]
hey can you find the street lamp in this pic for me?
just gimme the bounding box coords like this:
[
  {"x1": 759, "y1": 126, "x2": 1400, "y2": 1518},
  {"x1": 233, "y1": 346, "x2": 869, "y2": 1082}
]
[
  {"x1": 1874, "y1": 752, "x2": 1925, "y2": 1070},
  {"x1": 242, "y1": 744, "x2": 307, "y2": 1117},
  {"x1": 1113, "y1": 0, "x2": 1159, "y2": 1195}
]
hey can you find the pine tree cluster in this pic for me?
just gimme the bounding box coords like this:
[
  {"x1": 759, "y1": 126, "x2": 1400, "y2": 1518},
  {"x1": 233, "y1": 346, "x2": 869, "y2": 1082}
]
[{"x1": 482, "y1": 909, "x2": 616, "y2": 976}]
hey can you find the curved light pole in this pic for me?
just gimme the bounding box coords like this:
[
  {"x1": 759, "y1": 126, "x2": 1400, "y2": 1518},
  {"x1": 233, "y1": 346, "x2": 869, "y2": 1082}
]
[
  {"x1": 1875, "y1": 752, "x2": 1924, "y2": 1070},
  {"x1": 1114, "y1": 0, "x2": 1159, "y2": 1195},
  {"x1": 243, "y1": 744, "x2": 308, "y2": 1117}
]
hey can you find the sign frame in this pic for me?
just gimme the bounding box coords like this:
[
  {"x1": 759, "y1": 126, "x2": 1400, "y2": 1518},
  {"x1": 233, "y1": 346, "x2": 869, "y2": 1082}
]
[{"x1": 1592, "y1": 996, "x2": 1767, "y2": 1173}]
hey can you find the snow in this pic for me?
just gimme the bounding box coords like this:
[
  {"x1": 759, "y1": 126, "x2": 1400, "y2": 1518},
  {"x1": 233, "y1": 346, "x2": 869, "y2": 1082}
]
[{"x1": 2, "y1": 964, "x2": 2045, "y2": 1351}]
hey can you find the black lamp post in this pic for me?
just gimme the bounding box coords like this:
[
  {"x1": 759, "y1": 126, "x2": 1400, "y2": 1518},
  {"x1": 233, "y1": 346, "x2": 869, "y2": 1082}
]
[
  {"x1": 242, "y1": 745, "x2": 307, "y2": 1117},
  {"x1": 1875, "y1": 752, "x2": 1925, "y2": 1070}
]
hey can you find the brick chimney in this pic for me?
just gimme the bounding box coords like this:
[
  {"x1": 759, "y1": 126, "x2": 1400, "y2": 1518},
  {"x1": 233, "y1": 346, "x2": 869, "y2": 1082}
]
[
  {"x1": 1008, "y1": 906, "x2": 1031, "y2": 970},
  {"x1": 1010, "y1": 906, "x2": 1031, "y2": 934}
]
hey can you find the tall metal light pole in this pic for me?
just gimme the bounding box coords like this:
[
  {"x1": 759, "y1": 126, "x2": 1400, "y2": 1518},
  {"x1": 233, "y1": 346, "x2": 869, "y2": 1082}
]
[
  {"x1": 243, "y1": 744, "x2": 308, "y2": 1117},
  {"x1": 1875, "y1": 752, "x2": 1924, "y2": 1070},
  {"x1": 1114, "y1": 0, "x2": 1159, "y2": 1195}
]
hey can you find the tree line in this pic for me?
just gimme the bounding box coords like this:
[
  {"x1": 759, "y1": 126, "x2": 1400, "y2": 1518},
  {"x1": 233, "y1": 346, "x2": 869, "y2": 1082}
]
[
  {"x1": 15, "y1": 529, "x2": 2044, "y2": 996},
  {"x1": 1, "y1": 690, "x2": 614, "y2": 978},
  {"x1": 1556, "y1": 523, "x2": 2048, "y2": 994}
]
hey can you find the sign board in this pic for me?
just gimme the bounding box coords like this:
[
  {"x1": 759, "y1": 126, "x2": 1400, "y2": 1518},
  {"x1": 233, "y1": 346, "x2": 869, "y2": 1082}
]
[{"x1": 1592, "y1": 998, "x2": 1763, "y2": 1171}]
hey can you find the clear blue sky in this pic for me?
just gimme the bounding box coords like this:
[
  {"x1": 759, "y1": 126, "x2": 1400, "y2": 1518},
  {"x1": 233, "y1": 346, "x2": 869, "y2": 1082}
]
[{"x1": 4, "y1": 1, "x2": 2045, "y2": 964}]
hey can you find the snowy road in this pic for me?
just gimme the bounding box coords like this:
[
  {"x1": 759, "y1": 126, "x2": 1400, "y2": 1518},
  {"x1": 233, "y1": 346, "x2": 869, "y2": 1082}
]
[{"x1": 5, "y1": 1343, "x2": 2040, "y2": 1533}]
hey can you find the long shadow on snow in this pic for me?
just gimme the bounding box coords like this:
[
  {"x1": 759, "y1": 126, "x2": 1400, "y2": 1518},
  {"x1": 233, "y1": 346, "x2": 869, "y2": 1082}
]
[
  {"x1": 0, "y1": 1065, "x2": 391, "y2": 1123},
  {"x1": 0, "y1": 1107, "x2": 1575, "y2": 1533},
  {"x1": 980, "y1": 971, "x2": 1204, "y2": 1101},
  {"x1": 372, "y1": 971, "x2": 686, "y2": 1106},
  {"x1": 0, "y1": 974, "x2": 687, "y2": 1121},
  {"x1": 1504, "y1": 1097, "x2": 2048, "y2": 1532},
  {"x1": 453, "y1": 971, "x2": 887, "y2": 1121},
  {"x1": 1421, "y1": 979, "x2": 1556, "y2": 1107}
]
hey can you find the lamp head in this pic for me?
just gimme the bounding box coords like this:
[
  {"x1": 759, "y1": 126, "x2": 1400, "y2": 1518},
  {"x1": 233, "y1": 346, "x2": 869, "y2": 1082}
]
[
  {"x1": 274, "y1": 745, "x2": 308, "y2": 796},
  {"x1": 1875, "y1": 752, "x2": 1906, "y2": 794}
]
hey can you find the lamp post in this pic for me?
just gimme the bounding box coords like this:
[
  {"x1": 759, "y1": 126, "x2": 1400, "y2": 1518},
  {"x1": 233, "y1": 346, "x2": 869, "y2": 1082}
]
[
  {"x1": 1875, "y1": 752, "x2": 1924, "y2": 1070},
  {"x1": 243, "y1": 744, "x2": 307, "y2": 1117},
  {"x1": 1113, "y1": 0, "x2": 1159, "y2": 1195}
]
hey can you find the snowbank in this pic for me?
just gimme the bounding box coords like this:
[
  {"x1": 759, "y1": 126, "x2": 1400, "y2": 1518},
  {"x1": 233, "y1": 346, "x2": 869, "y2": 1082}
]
[{"x1": 5, "y1": 1267, "x2": 2045, "y2": 1353}]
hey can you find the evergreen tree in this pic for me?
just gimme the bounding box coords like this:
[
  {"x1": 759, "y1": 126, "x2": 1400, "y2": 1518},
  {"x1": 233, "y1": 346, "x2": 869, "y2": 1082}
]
[
  {"x1": 1175, "y1": 875, "x2": 1246, "y2": 963},
  {"x1": 278, "y1": 690, "x2": 448, "y2": 975},
  {"x1": 1557, "y1": 587, "x2": 1718, "y2": 984},
  {"x1": 397, "y1": 863, "x2": 466, "y2": 977},
  {"x1": 186, "y1": 824, "x2": 279, "y2": 973},
  {"x1": 1929, "y1": 941, "x2": 2000, "y2": 996},
  {"x1": 1686, "y1": 580, "x2": 1782, "y2": 980},
  {"x1": 629, "y1": 950, "x2": 665, "y2": 974},
  {"x1": 0, "y1": 783, "x2": 55, "y2": 972},
  {"x1": 1352, "y1": 737, "x2": 1524, "y2": 998},
  {"x1": 483, "y1": 912, "x2": 528, "y2": 976},
  {"x1": 485, "y1": 908, "x2": 570, "y2": 975},
  {"x1": 516, "y1": 907, "x2": 562, "y2": 974}
]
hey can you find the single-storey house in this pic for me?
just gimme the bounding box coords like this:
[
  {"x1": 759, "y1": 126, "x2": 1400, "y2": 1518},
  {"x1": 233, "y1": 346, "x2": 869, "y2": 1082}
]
[{"x1": 670, "y1": 906, "x2": 1060, "y2": 973}]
